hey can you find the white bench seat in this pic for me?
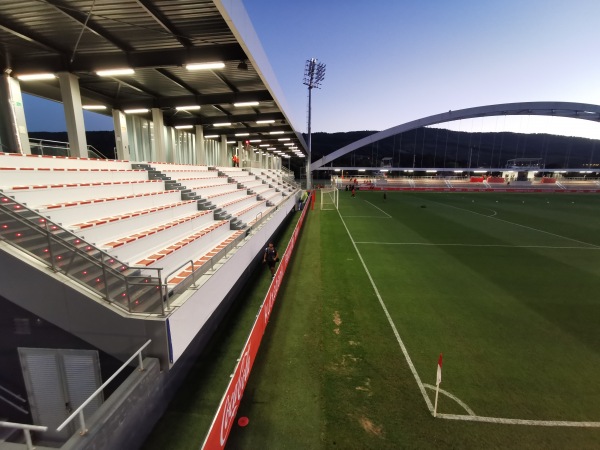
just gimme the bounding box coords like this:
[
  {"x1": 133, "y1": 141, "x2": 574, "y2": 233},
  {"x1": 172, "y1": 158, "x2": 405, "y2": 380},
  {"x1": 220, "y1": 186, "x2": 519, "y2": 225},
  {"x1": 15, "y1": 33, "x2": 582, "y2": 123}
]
[
  {"x1": 71, "y1": 200, "x2": 199, "y2": 244},
  {"x1": 160, "y1": 169, "x2": 219, "y2": 179},
  {"x1": 233, "y1": 200, "x2": 270, "y2": 224},
  {"x1": 0, "y1": 152, "x2": 133, "y2": 170},
  {"x1": 0, "y1": 167, "x2": 148, "y2": 187},
  {"x1": 38, "y1": 190, "x2": 183, "y2": 225},
  {"x1": 4, "y1": 180, "x2": 165, "y2": 208},
  {"x1": 166, "y1": 229, "x2": 245, "y2": 286},
  {"x1": 206, "y1": 189, "x2": 249, "y2": 207},
  {"x1": 219, "y1": 195, "x2": 260, "y2": 215},
  {"x1": 146, "y1": 162, "x2": 209, "y2": 171},
  {"x1": 100, "y1": 210, "x2": 216, "y2": 264},
  {"x1": 135, "y1": 220, "x2": 235, "y2": 281},
  {"x1": 177, "y1": 176, "x2": 229, "y2": 189}
]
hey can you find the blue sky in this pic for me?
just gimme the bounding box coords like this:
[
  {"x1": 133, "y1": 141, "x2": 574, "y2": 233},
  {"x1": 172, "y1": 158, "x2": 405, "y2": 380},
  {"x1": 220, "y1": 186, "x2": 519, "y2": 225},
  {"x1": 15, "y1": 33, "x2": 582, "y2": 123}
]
[{"x1": 24, "y1": 0, "x2": 600, "y2": 139}]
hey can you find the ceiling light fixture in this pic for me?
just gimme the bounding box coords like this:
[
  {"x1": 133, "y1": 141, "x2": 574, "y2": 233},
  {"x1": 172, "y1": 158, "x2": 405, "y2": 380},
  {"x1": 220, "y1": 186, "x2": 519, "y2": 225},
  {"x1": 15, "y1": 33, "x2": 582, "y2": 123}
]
[
  {"x1": 82, "y1": 105, "x2": 106, "y2": 110},
  {"x1": 256, "y1": 119, "x2": 275, "y2": 124},
  {"x1": 213, "y1": 122, "x2": 232, "y2": 127},
  {"x1": 175, "y1": 125, "x2": 194, "y2": 129},
  {"x1": 96, "y1": 68, "x2": 135, "y2": 77},
  {"x1": 124, "y1": 108, "x2": 149, "y2": 114},
  {"x1": 176, "y1": 105, "x2": 201, "y2": 111},
  {"x1": 186, "y1": 62, "x2": 225, "y2": 70},
  {"x1": 237, "y1": 60, "x2": 248, "y2": 71},
  {"x1": 17, "y1": 73, "x2": 56, "y2": 81},
  {"x1": 234, "y1": 101, "x2": 259, "y2": 107}
]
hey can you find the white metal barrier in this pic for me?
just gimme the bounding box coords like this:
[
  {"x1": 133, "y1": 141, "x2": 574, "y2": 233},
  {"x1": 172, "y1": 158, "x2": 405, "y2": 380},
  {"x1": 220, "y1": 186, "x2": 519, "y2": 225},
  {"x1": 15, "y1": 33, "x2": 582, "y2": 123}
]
[{"x1": 56, "y1": 340, "x2": 152, "y2": 437}]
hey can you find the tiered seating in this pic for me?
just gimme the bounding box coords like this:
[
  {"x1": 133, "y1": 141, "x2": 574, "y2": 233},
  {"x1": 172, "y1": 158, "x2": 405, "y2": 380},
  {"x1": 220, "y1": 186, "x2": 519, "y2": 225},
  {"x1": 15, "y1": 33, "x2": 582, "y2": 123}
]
[
  {"x1": 559, "y1": 180, "x2": 600, "y2": 190},
  {"x1": 0, "y1": 153, "x2": 240, "y2": 287},
  {"x1": 411, "y1": 178, "x2": 449, "y2": 189},
  {"x1": 384, "y1": 178, "x2": 413, "y2": 188}
]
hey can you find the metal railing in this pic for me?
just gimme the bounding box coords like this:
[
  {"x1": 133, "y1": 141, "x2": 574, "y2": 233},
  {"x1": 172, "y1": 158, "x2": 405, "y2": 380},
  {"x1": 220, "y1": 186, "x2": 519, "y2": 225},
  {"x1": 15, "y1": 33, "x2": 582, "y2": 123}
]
[
  {"x1": 0, "y1": 384, "x2": 28, "y2": 415},
  {"x1": 0, "y1": 422, "x2": 48, "y2": 450},
  {"x1": 164, "y1": 230, "x2": 248, "y2": 301},
  {"x1": 28, "y1": 138, "x2": 107, "y2": 159},
  {"x1": 56, "y1": 340, "x2": 152, "y2": 437},
  {"x1": 0, "y1": 193, "x2": 165, "y2": 315}
]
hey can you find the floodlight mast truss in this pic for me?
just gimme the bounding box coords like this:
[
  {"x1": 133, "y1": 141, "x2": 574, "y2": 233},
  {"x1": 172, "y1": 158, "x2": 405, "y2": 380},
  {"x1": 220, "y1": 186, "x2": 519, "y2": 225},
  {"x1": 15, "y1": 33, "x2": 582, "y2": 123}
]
[{"x1": 303, "y1": 58, "x2": 326, "y2": 190}]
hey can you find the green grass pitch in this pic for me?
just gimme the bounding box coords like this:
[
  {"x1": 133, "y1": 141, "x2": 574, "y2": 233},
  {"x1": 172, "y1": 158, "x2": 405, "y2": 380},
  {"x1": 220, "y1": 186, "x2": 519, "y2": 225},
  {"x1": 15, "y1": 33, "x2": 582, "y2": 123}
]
[{"x1": 226, "y1": 191, "x2": 600, "y2": 449}]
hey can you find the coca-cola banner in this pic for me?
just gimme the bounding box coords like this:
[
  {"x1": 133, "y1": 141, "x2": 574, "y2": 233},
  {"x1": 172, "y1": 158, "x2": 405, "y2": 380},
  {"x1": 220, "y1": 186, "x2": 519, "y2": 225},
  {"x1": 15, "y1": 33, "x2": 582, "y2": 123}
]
[{"x1": 202, "y1": 191, "x2": 313, "y2": 450}]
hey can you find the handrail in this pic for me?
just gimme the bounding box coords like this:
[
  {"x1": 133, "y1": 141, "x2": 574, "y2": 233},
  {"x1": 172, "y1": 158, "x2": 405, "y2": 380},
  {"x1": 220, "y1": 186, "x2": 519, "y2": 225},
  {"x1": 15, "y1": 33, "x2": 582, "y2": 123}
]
[
  {"x1": 0, "y1": 384, "x2": 26, "y2": 403},
  {"x1": 164, "y1": 259, "x2": 197, "y2": 308},
  {"x1": 28, "y1": 138, "x2": 107, "y2": 159},
  {"x1": 56, "y1": 340, "x2": 152, "y2": 436},
  {"x1": 0, "y1": 421, "x2": 47, "y2": 450},
  {"x1": 0, "y1": 383, "x2": 27, "y2": 414},
  {"x1": 0, "y1": 194, "x2": 164, "y2": 315}
]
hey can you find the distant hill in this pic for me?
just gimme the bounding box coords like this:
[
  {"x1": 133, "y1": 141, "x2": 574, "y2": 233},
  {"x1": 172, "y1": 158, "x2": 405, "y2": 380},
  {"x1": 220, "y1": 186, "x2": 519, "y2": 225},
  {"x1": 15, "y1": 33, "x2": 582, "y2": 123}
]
[{"x1": 308, "y1": 129, "x2": 600, "y2": 170}]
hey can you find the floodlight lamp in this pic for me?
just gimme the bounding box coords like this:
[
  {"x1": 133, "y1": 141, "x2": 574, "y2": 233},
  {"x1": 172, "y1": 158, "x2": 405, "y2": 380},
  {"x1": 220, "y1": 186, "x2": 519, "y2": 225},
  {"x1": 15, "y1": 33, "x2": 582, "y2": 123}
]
[{"x1": 237, "y1": 60, "x2": 248, "y2": 71}]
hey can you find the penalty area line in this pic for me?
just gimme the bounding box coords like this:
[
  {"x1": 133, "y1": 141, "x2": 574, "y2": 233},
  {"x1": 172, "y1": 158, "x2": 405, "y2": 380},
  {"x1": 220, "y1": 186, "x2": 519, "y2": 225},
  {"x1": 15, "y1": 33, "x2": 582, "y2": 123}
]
[
  {"x1": 353, "y1": 242, "x2": 600, "y2": 250},
  {"x1": 335, "y1": 207, "x2": 434, "y2": 413},
  {"x1": 436, "y1": 413, "x2": 600, "y2": 428},
  {"x1": 364, "y1": 200, "x2": 392, "y2": 218}
]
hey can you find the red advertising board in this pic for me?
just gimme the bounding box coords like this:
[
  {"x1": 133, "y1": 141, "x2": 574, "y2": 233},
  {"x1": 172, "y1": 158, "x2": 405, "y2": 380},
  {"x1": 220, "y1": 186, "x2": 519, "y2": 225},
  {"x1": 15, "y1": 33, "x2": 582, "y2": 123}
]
[{"x1": 201, "y1": 192, "x2": 312, "y2": 450}]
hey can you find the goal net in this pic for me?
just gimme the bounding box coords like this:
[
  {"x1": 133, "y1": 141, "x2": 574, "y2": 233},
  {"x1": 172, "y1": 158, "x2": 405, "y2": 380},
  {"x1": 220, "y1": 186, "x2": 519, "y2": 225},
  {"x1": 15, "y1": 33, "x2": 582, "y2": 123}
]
[{"x1": 320, "y1": 187, "x2": 339, "y2": 210}]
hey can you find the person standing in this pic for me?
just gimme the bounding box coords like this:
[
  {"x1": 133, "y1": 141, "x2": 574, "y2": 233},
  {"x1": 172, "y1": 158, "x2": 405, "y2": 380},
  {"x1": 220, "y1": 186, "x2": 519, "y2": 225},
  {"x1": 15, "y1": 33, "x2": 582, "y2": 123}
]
[{"x1": 263, "y1": 242, "x2": 279, "y2": 278}]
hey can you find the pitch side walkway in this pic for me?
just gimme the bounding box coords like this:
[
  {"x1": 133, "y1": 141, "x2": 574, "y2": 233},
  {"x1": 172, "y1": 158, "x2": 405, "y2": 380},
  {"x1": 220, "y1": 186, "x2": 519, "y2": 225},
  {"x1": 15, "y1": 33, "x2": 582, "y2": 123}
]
[{"x1": 141, "y1": 210, "x2": 302, "y2": 450}]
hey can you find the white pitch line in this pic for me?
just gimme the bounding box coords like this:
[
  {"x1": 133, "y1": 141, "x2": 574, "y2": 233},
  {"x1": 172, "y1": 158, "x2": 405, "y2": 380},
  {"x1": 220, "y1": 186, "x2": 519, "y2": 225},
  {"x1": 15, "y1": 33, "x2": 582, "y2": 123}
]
[
  {"x1": 342, "y1": 215, "x2": 391, "y2": 219},
  {"x1": 353, "y1": 242, "x2": 600, "y2": 250},
  {"x1": 423, "y1": 384, "x2": 476, "y2": 416},
  {"x1": 335, "y1": 207, "x2": 434, "y2": 413},
  {"x1": 364, "y1": 200, "x2": 392, "y2": 218},
  {"x1": 436, "y1": 413, "x2": 600, "y2": 428},
  {"x1": 431, "y1": 199, "x2": 600, "y2": 249}
]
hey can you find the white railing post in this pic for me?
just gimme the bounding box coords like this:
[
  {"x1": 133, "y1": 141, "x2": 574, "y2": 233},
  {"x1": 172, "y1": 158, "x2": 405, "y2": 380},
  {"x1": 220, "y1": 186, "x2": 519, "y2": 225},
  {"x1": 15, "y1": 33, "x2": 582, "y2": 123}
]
[
  {"x1": 78, "y1": 410, "x2": 87, "y2": 435},
  {"x1": 56, "y1": 340, "x2": 152, "y2": 435}
]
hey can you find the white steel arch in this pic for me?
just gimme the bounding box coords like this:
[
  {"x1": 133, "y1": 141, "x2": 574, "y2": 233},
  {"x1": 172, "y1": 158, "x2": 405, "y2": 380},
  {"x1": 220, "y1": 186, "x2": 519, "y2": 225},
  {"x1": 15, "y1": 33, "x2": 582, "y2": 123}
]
[{"x1": 310, "y1": 101, "x2": 600, "y2": 170}]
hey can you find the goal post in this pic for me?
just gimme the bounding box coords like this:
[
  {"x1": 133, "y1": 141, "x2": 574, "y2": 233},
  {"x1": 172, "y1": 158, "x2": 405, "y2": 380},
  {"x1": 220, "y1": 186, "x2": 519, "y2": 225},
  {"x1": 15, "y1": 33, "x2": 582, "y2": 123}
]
[{"x1": 320, "y1": 186, "x2": 338, "y2": 210}]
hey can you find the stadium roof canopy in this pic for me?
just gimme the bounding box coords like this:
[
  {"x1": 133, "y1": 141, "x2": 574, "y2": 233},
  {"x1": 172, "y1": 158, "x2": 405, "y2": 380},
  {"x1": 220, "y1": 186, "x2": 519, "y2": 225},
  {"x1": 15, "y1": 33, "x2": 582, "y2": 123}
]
[{"x1": 0, "y1": 0, "x2": 307, "y2": 152}]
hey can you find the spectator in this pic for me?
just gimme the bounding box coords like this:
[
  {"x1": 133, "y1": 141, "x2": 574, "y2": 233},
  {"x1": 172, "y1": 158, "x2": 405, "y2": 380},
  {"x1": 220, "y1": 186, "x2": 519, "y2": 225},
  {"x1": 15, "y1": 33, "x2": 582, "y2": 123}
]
[{"x1": 263, "y1": 242, "x2": 279, "y2": 278}]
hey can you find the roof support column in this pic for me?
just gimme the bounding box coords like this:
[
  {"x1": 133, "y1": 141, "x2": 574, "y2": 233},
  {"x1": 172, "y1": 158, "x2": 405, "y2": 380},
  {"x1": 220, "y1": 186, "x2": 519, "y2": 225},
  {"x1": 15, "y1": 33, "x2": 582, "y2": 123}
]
[
  {"x1": 220, "y1": 135, "x2": 228, "y2": 167},
  {"x1": 195, "y1": 125, "x2": 206, "y2": 165},
  {"x1": 0, "y1": 74, "x2": 31, "y2": 154},
  {"x1": 58, "y1": 72, "x2": 87, "y2": 158},
  {"x1": 152, "y1": 108, "x2": 166, "y2": 162},
  {"x1": 112, "y1": 110, "x2": 130, "y2": 160}
]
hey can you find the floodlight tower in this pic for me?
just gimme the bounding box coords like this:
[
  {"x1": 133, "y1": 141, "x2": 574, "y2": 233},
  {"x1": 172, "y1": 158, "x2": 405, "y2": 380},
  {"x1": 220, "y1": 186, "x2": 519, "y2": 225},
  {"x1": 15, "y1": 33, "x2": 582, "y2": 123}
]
[{"x1": 303, "y1": 58, "x2": 326, "y2": 190}]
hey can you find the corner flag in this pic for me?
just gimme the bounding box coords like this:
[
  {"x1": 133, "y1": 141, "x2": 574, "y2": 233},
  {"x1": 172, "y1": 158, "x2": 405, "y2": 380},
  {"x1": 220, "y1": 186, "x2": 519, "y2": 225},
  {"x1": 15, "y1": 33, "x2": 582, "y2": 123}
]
[{"x1": 434, "y1": 353, "x2": 443, "y2": 417}]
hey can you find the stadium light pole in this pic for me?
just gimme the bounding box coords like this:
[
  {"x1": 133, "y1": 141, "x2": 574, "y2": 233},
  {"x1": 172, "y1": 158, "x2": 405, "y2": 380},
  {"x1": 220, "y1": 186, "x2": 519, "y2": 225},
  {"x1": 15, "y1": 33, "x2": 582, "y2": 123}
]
[{"x1": 303, "y1": 58, "x2": 326, "y2": 190}]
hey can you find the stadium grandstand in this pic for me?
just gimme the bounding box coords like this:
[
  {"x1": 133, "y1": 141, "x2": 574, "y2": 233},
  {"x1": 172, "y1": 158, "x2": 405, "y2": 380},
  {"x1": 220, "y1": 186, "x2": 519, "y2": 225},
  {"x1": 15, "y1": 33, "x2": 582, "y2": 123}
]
[{"x1": 1, "y1": 1, "x2": 600, "y2": 450}]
